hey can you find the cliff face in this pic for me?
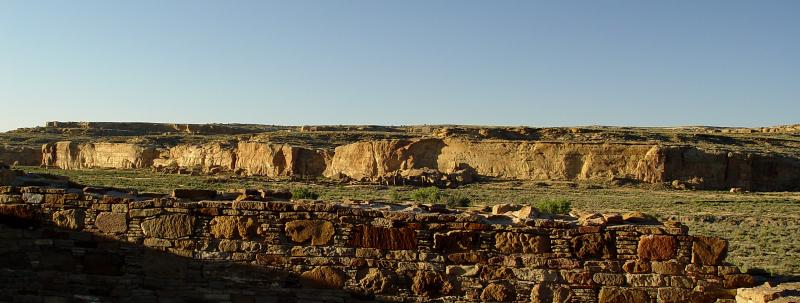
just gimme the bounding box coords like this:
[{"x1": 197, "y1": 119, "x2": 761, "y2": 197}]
[
  {"x1": 323, "y1": 140, "x2": 411, "y2": 180},
  {"x1": 41, "y1": 142, "x2": 158, "y2": 169},
  {"x1": 324, "y1": 139, "x2": 800, "y2": 191},
  {"x1": 234, "y1": 142, "x2": 331, "y2": 177},
  {"x1": 30, "y1": 138, "x2": 800, "y2": 191},
  {"x1": 660, "y1": 147, "x2": 800, "y2": 191},
  {"x1": 324, "y1": 139, "x2": 664, "y2": 182},
  {"x1": 153, "y1": 143, "x2": 237, "y2": 172},
  {"x1": 42, "y1": 141, "x2": 331, "y2": 178},
  {"x1": 435, "y1": 139, "x2": 663, "y2": 181}
]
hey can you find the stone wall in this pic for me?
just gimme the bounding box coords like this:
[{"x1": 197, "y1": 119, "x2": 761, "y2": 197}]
[
  {"x1": 0, "y1": 184, "x2": 755, "y2": 302},
  {"x1": 0, "y1": 145, "x2": 40, "y2": 166}
]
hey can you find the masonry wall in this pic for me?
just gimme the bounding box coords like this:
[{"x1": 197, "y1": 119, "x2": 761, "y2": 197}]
[
  {"x1": 0, "y1": 186, "x2": 754, "y2": 303},
  {"x1": 0, "y1": 146, "x2": 40, "y2": 166}
]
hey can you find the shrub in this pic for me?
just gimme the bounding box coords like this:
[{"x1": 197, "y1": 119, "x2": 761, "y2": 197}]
[
  {"x1": 534, "y1": 198, "x2": 571, "y2": 215},
  {"x1": 445, "y1": 192, "x2": 471, "y2": 208},
  {"x1": 291, "y1": 187, "x2": 319, "y2": 200},
  {"x1": 410, "y1": 187, "x2": 471, "y2": 208},
  {"x1": 410, "y1": 187, "x2": 442, "y2": 204}
]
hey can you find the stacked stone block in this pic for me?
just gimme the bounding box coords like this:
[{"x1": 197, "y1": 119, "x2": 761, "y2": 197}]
[{"x1": 0, "y1": 185, "x2": 754, "y2": 302}]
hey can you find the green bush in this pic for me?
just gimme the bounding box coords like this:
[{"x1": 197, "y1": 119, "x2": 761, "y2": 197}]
[
  {"x1": 410, "y1": 187, "x2": 442, "y2": 204},
  {"x1": 445, "y1": 192, "x2": 471, "y2": 208},
  {"x1": 410, "y1": 187, "x2": 471, "y2": 208},
  {"x1": 291, "y1": 187, "x2": 319, "y2": 200},
  {"x1": 534, "y1": 198, "x2": 571, "y2": 215}
]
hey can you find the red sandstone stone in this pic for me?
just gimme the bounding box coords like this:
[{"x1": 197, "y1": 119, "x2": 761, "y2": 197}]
[
  {"x1": 692, "y1": 236, "x2": 728, "y2": 266},
  {"x1": 572, "y1": 233, "x2": 616, "y2": 259},
  {"x1": 495, "y1": 232, "x2": 551, "y2": 254},
  {"x1": 561, "y1": 271, "x2": 593, "y2": 286},
  {"x1": 284, "y1": 220, "x2": 334, "y2": 245},
  {"x1": 172, "y1": 189, "x2": 216, "y2": 200},
  {"x1": 637, "y1": 235, "x2": 677, "y2": 260},
  {"x1": 434, "y1": 231, "x2": 479, "y2": 252},
  {"x1": 723, "y1": 274, "x2": 755, "y2": 288},
  {"x1": 480, "y1": 282, "x2": 515, "y2": 302},
  {"x1": 412, "y1": 271, "x2": 445, "y2": 297},
  {"x1": 348, "y1": 225, "x2": 416, "y2": 250}
]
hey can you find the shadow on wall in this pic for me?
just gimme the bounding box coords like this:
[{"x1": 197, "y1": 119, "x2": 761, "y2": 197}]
[
  {"x1": 0, "y1": 211, "x2": 373, "y2": 303},
  {"x1": 401, "y1": 138, "x2": 446, "y2": 170}
]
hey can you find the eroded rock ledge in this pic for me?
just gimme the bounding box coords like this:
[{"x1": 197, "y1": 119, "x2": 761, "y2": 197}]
[
  {"x1": 34, "y1": 137, "x2": 800, "y2": 191},
  {"x1": 0, "y1": 171, "x2": 758, "y2": 302}
]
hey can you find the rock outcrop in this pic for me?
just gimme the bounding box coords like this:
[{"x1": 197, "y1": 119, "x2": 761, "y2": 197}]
[
  {"x1": 234, "y1": 142, "x2": 330, "y2": 177},
  {"x1": 41, "y1": 141, "x2": 158, "y2": 169},
  {"x1": 42, "y1": 141, "x2": 331, "y2": 178},
  {"x1": 153, "y1": 143, "x2": 236, "y2": 173},
  {"x1": 660, "y1": 147, "x2": 800, "y2": 191},
  {"x1": 322, "y1": 139, "x2": 663, "y2": 183},
  {"x1": 21, "y1": 136, "x2": 800, "y2": 191},
  {"x1": 324, "y1": 138, "x2": 800, "y2": 191}
]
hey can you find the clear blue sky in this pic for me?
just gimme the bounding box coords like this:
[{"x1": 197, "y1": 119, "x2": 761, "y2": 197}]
[{"x1": 1, "y1": 1, "x2": 798, "y2": 131}]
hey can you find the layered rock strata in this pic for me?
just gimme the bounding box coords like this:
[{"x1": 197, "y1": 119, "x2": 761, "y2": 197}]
[
  {"x1": 31, "y1": 138, "x2": 800, "y2": 191},
  {"x1": 324, "y1": 139, "x2": 800, "y2": 191},
  {"x1": 41, "y1": 141, "x2": 159, "y2": 169},
  {"x1": 41, "y1": 141, "x2": 331, "y2": 178}
]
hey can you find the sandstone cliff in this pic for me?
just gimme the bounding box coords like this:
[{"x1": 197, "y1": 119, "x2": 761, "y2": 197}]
[
  {"x1": 41, "y1": 141, "x2": 158, "y2": 169},
  {"x1": 659, "y1": 147, "x2": 800, "y2": 191},
  {"x1": 29, "y1": 136, "x2": 800, "y2": 191},
  {"x1": 323, "y1": 140, "x2": 411, "y2": 180},
  {"x1": 324, "y1": 138, "x2": 800, "y2": 191},
  {"x1": 324, "y1": 139, "x2": 663, "y2": 182},
  {"x1": 234, "y1": 142, "x2": 331, "y2": 177},
  {"x1": 42, "y1": 141, "x2": 331, "y2": 178},
  {"x1": 153, "y1": 143, "x2": 237, "y2": 173}
]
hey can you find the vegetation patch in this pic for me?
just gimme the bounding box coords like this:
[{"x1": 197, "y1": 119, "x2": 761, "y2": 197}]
[
  {"x1": 409, "y1": 187, "x2": 471, "y2": 208},
  {"x1": 534, "y1": 198, "x2": 572, "y2": 215},
  {"x1": 291, "y1": 187, "x2": 320, "y2": 200}
]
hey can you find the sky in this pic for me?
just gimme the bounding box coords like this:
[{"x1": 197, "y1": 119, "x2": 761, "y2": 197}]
[{"x1": 1, "y1": 1, "x2": 798, "y2": 131}]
